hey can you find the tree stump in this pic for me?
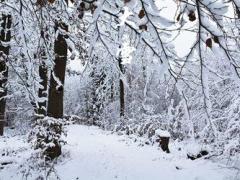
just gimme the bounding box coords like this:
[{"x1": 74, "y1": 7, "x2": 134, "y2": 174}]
[
  {"x1": 155, "y1": 129, "x2": 170, "y2": 153},
  {"x1": 45, "y1": 141, "x2": 62, "y2": 160}
]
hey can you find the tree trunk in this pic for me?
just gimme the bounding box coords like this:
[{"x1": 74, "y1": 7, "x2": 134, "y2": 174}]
[
  {"x1": 118, "y1": 57, "x2": 125, "y2": 117},
  {"x1": 37, "y1": 60, "x2": 48, "y2": 116},
  {"x1": 119, "y1": 79, "x2": 125, "y2": 117},
  {"x1": 47, "y1": 22, "x2": 68, "y2": 118},
  {"x1": 0, "y1": 14, "x2": 12, "y2": 136},
  {"x1": 45, "y1": 4, "x2": 68, "y2": 158},
  {"x1": 36, "y1": 24, "x2": 48, "y2": 116},
  {"x1": 235, "y1": 3, "x2": 240, "y2": 18}
]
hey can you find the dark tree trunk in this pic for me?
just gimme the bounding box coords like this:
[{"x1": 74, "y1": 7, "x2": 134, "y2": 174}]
[
  {"x1": 237, "y1": 9, "x2": 240, "y2": 18},
  {"x1": 45, "y1": 4, "x2": 68, "y2": 158},
  {"x1": 235, "y1": 4, "x2": 240, "y2": 18},
  {"x1": 37, "y1": 61, "x2": 48, "y2": 116},
  {"x1": 118, "y1": 57, "x2": 125, "y2": 117},
  {"x1": 47, "y1": 22, "x2": 68, "y2": 119},
  {"x1": 0, "y1": 14, "x2": 12, "y2": 136},
  {"x1": 119, "y1": 79, "x2": 125, "y2": 117},
  {"x1": 110, "y1": 80, "x2": 114, "y2": 101},
  {"x1": 36, "y1": 26, "x2": 48, "y2": 116}
]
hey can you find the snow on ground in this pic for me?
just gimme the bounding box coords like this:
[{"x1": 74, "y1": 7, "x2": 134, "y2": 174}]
[
  {"x1": 0, "y1": 132, "x2": 33, "y2": 180},
  {"x1": 56, "y1": 125, "x2": 239, "y2": 180},
  {"x1": 0, "y1": 124, "x2": 239, "y2": 180}
]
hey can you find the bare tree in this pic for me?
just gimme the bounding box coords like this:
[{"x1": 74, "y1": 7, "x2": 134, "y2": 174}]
[
  {"x1": 0, "y1": 11, "x2": 12, "y2": 136},
  {"x1": 36, "y1": 18, "x2": 50, "y2": 116},
  {"x1": 47, "y1": 6, "x2": 68, "y2": 119},
  {"x1": 118, "y1": 54, "x2": 125, "y2": 117}
]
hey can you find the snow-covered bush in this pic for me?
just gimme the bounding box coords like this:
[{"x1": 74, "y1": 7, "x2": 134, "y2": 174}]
[{"x1": 28, "y1": 117, "x2": 66, "y2": 160}]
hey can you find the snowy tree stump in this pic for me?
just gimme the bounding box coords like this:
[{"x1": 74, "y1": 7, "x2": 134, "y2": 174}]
[
  {"x1": 45, "y1": 142, "x2": 62, "y2": 160},
  {"x1": 155, "y1": 129, "x2": 170, "y2": 153}
]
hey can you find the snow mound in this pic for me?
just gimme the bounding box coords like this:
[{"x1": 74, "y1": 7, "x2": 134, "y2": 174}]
[{"x1": 155, "y1": 129, "x2": 170, "y2": 137}]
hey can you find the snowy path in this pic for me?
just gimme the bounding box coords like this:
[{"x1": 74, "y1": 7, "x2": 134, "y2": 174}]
[{"x1": 56, "y1": 125, "x2": 239, "y2": 180}]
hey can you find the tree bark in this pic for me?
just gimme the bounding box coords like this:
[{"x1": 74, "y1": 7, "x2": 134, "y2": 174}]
[
  {"x1": 47, "y1": 22, "x2": 68, "y2": 118},
  {"x1": 234, "y1": 2, "x2": 240, "y2": 18},
  {"x1": 118, "y1": 57, "x2": 125, "y2": 117},
  {"x1": 45, "y1": 0, "x2": 68, "y2": 159},
  {"x1": 37, "y1": 60, "x2": 48, "y2": 116},
  {"x1": 36, "y1": 24, "x2": 48, "y2": 116},
  {"x1": 0, "y1": 14, "x2": 12, "y2": 136},
  {"x1": 47, "y1": 0, "x2": 69, "y2": 119}
]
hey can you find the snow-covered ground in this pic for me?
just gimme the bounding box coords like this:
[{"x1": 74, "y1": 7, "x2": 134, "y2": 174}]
[
  {"x1": 56, "y1": 125, "x2": 239, "y2": 180},
  {"x1": 1, "y1": 125, "x2": 240, "y2": 180},
  {"x1": 0, "y1": 131, "x2": 33, "y2": 180}
]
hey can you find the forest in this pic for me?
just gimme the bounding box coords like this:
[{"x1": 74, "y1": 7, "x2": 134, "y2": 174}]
[{"x1": 0, "y1": 0, "x2": 240, "y2": 179}]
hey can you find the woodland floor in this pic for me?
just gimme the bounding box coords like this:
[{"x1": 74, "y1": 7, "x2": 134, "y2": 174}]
[{"x1": 0, "y1": 124, "x2": 240, "y2": 180}]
